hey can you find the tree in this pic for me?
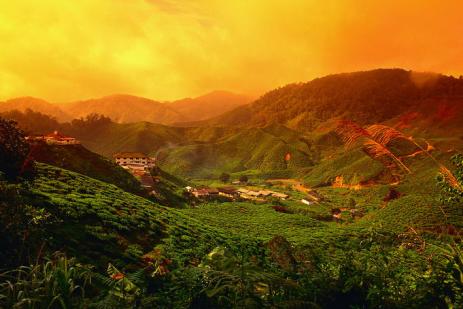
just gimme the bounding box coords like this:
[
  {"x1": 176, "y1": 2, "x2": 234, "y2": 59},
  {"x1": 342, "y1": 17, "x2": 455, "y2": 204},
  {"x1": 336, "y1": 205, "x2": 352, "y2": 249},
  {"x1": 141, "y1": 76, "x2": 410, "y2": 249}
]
[
  {"x1": 239, "y1": 175, "x2": 249, "y2": 183},
  {"x1": 0, "y1": 117, "x2": 30, "y2": 180},
  {"x1": 219, "y1": 172, "x2": 230, "y2": 183},
  {"x1": 438, "y1": 153, "x2": 463, "y2": 206}
]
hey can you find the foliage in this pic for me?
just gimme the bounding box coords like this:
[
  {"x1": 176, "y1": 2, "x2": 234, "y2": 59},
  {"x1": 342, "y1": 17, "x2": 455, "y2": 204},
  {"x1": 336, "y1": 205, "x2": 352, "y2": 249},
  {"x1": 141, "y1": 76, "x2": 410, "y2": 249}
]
[
  {"x1": 219, "y1": 172, "x2": 230, "y2": 183},
  {"x1": 208, "y1": 69, "x2": 463, "y2": 130},
  {"x1": 438, "y1": 154, "x2": 463, "y2": 206},
  {"x1": 0, "y1": 117, "x2": 30, "y2": 180},
  {"x1": 197, "y1": 246, "x2": 296, "y2": 308},
  {"x1": 0, "y1": 182, "x2": 55, "y2": 267},
  {"x1": 239, "y1": 175, "x2": 249, "y2": 183},
  {"x1": 335, "y1": 120, "x2": 411, "y2": 174},
  {"x1": 0, "y1": 253, "x2": 94, "y2": 308}
]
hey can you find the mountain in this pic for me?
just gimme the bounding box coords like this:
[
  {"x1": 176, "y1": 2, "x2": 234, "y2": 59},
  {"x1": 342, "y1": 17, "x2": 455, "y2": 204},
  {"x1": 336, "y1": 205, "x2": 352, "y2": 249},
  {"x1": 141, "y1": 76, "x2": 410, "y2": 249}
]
[
  {"x1": 0, "y1": 91, "x2": 253, "y2": 125},
  {"x1": 4, "y1": 69, "x2": 463, "y2": 182},
  {"x1": 0, "y1": 97, "x2": 71, "y2": 121},
  {"x1": 61, "y1": 94, "x2": 182, "y2": 124},
  {"x1": 205, "y1": 69, "x2": 463, "y2": 131},
  {"x1": 169, "y1": 90, "x2": 252, "y2": 123}
]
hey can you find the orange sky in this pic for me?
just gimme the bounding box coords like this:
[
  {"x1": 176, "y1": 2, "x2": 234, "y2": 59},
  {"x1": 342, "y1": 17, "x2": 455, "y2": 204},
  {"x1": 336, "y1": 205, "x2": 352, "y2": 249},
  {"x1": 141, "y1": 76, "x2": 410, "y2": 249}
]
[{"x1": 0, "y1": 0, "x2": 462, "y2": 101}]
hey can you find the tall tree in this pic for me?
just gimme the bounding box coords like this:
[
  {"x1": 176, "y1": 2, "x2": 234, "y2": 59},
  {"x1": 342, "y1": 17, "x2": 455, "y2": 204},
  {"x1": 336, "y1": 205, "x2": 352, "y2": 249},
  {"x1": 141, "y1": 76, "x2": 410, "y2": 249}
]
[{"x1": 0, "y1": 117, "x2": 29, "y2": 180}]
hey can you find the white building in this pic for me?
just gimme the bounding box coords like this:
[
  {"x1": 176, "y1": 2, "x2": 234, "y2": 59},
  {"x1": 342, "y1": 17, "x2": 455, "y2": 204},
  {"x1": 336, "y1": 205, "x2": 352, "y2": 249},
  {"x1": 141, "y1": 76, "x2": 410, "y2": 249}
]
[
  {"x1": 113, "y1": 152, "x2": 156, "y2": 168},
  {"x1": 26, "y1": 131, "x2": 80, "y2": 145}
]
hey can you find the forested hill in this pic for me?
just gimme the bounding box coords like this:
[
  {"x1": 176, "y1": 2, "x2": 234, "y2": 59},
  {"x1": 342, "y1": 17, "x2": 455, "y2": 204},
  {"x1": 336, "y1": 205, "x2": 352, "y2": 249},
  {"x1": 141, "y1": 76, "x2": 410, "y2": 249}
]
[{"x1": 205, "y1": 69, "x2": 463, "y2": 130}]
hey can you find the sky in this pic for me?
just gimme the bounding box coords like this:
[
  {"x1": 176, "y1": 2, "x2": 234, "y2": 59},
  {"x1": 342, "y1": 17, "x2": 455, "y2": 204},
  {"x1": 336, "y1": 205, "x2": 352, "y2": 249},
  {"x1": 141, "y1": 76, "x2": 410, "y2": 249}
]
[{"x1": 0, "y1": 0, "x2": 462, "y2": 102}]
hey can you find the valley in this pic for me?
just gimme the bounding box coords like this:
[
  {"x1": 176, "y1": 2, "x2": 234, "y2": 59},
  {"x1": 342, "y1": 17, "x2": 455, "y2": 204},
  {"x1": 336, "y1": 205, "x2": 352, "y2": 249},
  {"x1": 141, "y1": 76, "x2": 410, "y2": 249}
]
[{"x1": 1, "y1": 69, "x2": 463, "y2": 308}]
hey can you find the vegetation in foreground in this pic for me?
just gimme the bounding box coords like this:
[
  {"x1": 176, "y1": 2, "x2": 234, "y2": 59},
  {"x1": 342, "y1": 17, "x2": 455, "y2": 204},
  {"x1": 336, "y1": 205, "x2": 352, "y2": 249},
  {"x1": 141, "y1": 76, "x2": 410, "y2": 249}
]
[{"x1": 1, "y1": 117, "x2": 463, "y2": 308}]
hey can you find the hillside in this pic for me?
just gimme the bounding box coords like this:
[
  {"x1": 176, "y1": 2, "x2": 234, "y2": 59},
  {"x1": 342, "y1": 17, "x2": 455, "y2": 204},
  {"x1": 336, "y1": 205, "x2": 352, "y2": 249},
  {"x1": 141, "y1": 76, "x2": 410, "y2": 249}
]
[
  {"x1": 157, "y1": 124, "x2": 314, "y2": 178},
  {"x1": 206, "y1": 69, "x2": 463, "y2": 131},
  {"x1": 19, "y1": 164, "x2": 238, "y2": 267},
  {"x1": 29, "y1": 143, "x2": 142, "y2": 193}
]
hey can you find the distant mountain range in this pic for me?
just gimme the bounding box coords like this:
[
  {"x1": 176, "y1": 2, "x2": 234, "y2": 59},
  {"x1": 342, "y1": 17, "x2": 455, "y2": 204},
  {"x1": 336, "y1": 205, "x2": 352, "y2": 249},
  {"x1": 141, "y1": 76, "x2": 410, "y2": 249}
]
[{"x1": 0, "y1": 90, "x2": 253, "y2": 125}]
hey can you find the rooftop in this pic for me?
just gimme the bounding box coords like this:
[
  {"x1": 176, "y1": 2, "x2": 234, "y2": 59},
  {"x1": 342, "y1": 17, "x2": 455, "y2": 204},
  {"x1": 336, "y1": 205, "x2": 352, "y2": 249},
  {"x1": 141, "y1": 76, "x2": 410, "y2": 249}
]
[
  {"x1": 45, "y1": 130, "x2": 75, "y2": 139},
  {"x1": 113, "y1": 152, "x2": 149, "y2": 158}
]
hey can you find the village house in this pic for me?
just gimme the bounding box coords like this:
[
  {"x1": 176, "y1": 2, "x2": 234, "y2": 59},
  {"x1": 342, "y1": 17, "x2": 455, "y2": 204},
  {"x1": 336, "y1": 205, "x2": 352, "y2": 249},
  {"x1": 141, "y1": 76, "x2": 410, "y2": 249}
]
[
  {"x1": 26, "y1": 131, "x2": 80, "y2": 145},
  {"x1": 217, "y1": 187, "x2": 239, "y2": 199},
  {"x1": 236, "y1": 188, "x2": 288, "y2": 200},
  {"x1": 270, "y1": 192, "x2": 289, "y2": 200},
  {"x1": 113, "y1": 152, "x2": 156, "y2": 168},
  {"x1": 192, "y1": 188, "x2": 219, "y2": 199}
]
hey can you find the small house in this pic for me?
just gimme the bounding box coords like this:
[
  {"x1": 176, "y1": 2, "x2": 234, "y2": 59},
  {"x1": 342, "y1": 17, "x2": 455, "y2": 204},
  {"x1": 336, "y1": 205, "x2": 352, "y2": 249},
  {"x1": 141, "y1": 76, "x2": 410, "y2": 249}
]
[
  {"x1": 192, "y1": 188, "x2": 219, "y2": 199},
  {"x1": 218, "y1": 187, "x2": 238, "y2": 198},
  {"x1": 272, "y1": 192, "x2": 289, "y2": 200},
  {"x1": 27, "y1": 131, "x2": 80, "y2": 145}
]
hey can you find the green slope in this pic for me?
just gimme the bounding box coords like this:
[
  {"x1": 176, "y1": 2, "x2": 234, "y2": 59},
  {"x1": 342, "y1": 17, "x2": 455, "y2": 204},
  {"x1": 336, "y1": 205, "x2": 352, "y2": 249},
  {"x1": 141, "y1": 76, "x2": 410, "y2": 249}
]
[
  {"x1": 23, "y1": 164, "x2": 256, "y2": 268},
  {"x1": 29, "y1": 143, "x2": 142, "y2": 193},
  {"x1": 157, "y1": 124, "x2": 314, "y2": 178}
]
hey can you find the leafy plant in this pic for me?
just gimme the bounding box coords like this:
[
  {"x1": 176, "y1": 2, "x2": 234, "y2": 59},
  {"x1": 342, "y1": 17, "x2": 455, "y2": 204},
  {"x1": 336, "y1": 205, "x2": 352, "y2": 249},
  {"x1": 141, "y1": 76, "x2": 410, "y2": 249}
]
[
  {"x1": 335, "y1": 120, "x2": 411, "y2": 173},
  {"x1": 438, "y1": 154, "x2": 463, "y2": 205},
  {"x1": 0, "y1": 253, "x2": 94, "y2": 308}
]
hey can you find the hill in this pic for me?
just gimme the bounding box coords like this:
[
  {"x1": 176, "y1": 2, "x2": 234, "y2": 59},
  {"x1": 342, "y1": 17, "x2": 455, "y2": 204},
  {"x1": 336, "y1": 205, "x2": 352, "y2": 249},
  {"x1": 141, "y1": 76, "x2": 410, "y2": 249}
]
[
  {"x1": 206, "y1": 69, "x2": 463, "y2": 131},
  {"x1": 169, "y1": 90, "x2": 252, "y2": 123},
  {"x1": 0, "y1": 97, "x2": 71, "y2": 121},
  {"x1": 3, "y1": 69, "x2": 463, "y2": 182},
  {"x1": 157, "y1": 124, "x2": 314, "y2": 178},
  {"x1": 61, "y1": 94, "x2": 182, "y2": 124},
  {"x1": 29, "y1": 142, "x2": 142, "y2": 193},
  {"x1": 0, "y1": 91, "x2": 253, "y2": 125}
]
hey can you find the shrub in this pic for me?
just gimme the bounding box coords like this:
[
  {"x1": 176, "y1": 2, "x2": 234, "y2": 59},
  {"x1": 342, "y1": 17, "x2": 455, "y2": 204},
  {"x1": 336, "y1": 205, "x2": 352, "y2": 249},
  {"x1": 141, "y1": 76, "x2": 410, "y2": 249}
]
[{"x1": 272, "y1": 205, "x2": 288, "y2": 213}]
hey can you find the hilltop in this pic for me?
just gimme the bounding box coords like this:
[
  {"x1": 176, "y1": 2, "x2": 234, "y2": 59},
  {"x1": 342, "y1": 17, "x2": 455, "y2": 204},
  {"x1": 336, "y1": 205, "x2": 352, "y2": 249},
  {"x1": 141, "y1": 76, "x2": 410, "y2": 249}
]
[
  {"x1": 0, "y1": 97, "x2": 72, "y2": 121},
  {"x1": 61, "y1": 94, "x2": 183, "y2": 124},
  {"x1": 169, "y1": 90, "x2": 252, "y2": 123},
  {"x1": 205, "y1": 69, "x2": 463, "y2": 131}
]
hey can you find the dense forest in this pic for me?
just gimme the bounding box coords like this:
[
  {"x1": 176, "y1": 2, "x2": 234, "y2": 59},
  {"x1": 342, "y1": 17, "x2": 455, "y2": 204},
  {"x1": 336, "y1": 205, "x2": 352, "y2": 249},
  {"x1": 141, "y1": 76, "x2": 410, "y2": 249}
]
[{"x1": 207, "y1": 69, "x2": 463, "y2": 130}]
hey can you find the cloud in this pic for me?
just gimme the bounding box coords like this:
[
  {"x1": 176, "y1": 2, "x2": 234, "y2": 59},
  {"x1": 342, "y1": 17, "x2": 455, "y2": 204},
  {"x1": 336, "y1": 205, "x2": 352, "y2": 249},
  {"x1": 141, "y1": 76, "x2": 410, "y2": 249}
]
[{"x1": 0, "y1": 0, "x2": 462, "y2": 101}]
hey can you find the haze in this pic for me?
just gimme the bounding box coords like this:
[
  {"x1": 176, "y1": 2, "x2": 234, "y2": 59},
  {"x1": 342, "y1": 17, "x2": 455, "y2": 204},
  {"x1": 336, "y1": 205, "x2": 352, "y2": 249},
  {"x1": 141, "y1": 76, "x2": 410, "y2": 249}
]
[{"x1": 0, "y1": 0, "x2": 462, "y2": 102}]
